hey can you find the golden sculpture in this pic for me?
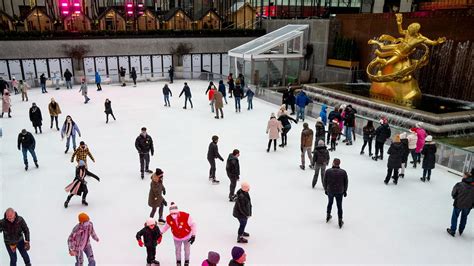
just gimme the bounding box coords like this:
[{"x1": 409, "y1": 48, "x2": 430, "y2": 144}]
[{"x1": 367, "y1": 13, "x2": 446, "y2": 106}]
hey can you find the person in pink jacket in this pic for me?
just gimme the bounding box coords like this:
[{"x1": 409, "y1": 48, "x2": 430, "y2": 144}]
[
  {"x1": 266, "y1": 113, "x2": 282, "y2": 152},
  {"x1": 68, "y1": 212, "x2": 99, "y2": 266},
  {"x1": 415, "y1": 122, "x2": 427, "y2": 164},
  {"x1": 11, "y1": 77, "x2": 19, "y2": 94}
]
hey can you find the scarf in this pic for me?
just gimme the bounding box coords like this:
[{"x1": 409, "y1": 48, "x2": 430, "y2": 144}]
[{"x1": 66, "y1": 121, "x2": 73, "y2": 137}]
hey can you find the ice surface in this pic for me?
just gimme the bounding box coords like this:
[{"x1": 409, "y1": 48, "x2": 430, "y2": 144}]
[{"x1": 0, "y1": 80, "x2": 472, "y2": 265}]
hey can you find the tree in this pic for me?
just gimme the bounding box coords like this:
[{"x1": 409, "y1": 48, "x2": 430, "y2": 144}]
[
  {"x1": 170, "y1": 42, "x2": 193, "y2": 66},
  {"x1": 61, "y1": 44, "x2": 91, "y2": 71}
]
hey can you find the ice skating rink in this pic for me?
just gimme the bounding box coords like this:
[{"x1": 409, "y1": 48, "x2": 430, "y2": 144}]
[{"x1": 1, "y1": 80, "x2": 472, "y2": 265}]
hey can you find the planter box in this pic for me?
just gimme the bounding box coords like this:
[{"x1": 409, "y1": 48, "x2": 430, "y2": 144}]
[{"x1": 327, "y1": 59, "x2": 359, "y2": 69}]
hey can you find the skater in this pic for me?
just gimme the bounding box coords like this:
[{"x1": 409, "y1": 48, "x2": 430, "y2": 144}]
[
  {"x1": 206, "y1": 82, "x2": 216, "y2": 113},
  {"x1": 119, "y1": 67, "x2": 126, "y2": 86},
  {"x1": 61, "y1": 115, "x2": 81, "y2": 153},
  {"x1": 71, "y1": 141, "x2": 95, "y2": 166},
  {"x1": 0, "y1": 77, "x2": 9, "y2": 95},
  {"x1": 372, "y1": 118, "x2": 391, "y2": 161},
  {"x1": 343, "y1": 105, "x2": 356, "y2": 145},
  {"x1": 95, "y1": 71, "x2": 102, "y2": 91},
  {"x1": 243, "y1": 86, "x2": 254, "y2": 110},
  {"x1": 135, "y1": 127, "x2": 154, "y2": 179},
  {"x1": 11, "y1": 77, "x2": 18, "y2": 94},
  {"x1": 1, "y1": 89, "x2": 12, "y2": 118},
  {"x1": 136, "y1": 218, "x2": 162, "y2": 265},
  {"x1": 277, "y1": 104, "x2": 287, "y2": 118},
  {"x1": 399, "y1": 132, "x2": 410, "y2": 178},
  {"x1": 53, "y1": 72, "x2": 61, "y2": 90},
  {"x1": 312, "y1": 140, "x2": 330, "y2": 188},
  {"x1": 420, "y1": 135, "x2": 437, "y2": 182},
  {"x1": 295, "y1": 90, "x2": 311, "y2": 122},
  {"x1": 300, "y1": 122, "x2": 313, "y2": 170},
  {"x1": 64, "y1": 68, "x2": 73, "y2": 89},
  {"x1": 266, "y1": 113, "x2": 282, "y2": 152},
  {"x1": 233, "y1": 182, "x2": 252, "y2": 243},
  {"x1": 29, "y1": 103, "x2": 43, "y2": 134},
  {"x1": 207, "y1": 135, "x2": 224, "y2": 184},
  {"x1": 213, "y1": 90, "x2": 224, "y2": 119},
  {"x1": 226, "y1": 149, "x2": 240, "y2": 202},
  {"x1": 104, "y1": 99, "x2": 116, "y2": 123},
  {"x1": 40, "y1": 73, "x2": 48, "y2": 93},
  {"x1": 415, "y1": 122, "x2": 427, "y2": 165},
  {"x1": 446, "y1": 170, "x2": 474, "y2": 237},
  {"x1": 233, "y1": 85, "x2": 243, "y2": 112},
  {"x1": 48, "y1": 98, "x2": 62, "y2": 130},
  {"x1": 329, "y1": 119, "x2": 340, "y2": 151},
  {"x1": 327, "y1": 107, "x2": 342, "y2": 144},
  {"x1": 315, "y1": 117, "x2": 326, "y2": 144},
  {"x1": 19, "y1": 80, "x2": 29, "y2": 101},
  {"x1": 282, "y1": 86, "x2": 295, "y2": 115},
  {"x1": 162, "y1": 84, "x2": 172, "y2": 107},
  {"x1": 237, "y1": 73, "x2": 245, "y2": 88},
  {"x1": 168, "y1": 66, "x2": 174, "y2": 84},
  {"x1": 229, "y1": 246, "x2": 246, "y2": 266},
  {"x1": 408, "y1": 128, "x2": 418, "y2": 168},
  {"x1": 64, "y1": 160, "x2": 100, "y2": 208},
  {"x1": 319, "y1": 104, "x2": 328, "y2": 126},
  {"x1": 360, "y1": 121, "x2": 375, "y2": 155},
  {"x1": 0, "y1": 208, "x2": 31, "y2": 266},
  {"x1": 161, "y1": 202, "x2": 197, "y2": 266},
  {"x1": 218, "y1": 80, "x2": 227, "y2": 104},
  {"x1": 277, "y1": 112, "x2": 297, "y2": 147},
  {"x1": 227, "y1": 73, "x2": 234, "y2": 98},
  {"x1": 202, "y1": 251, "x2": 220, "y2": 266},
  {"x1": 149, "y1": 168, "x2": 167, "y2": 224},
  {"x1": 18, "y1": 129, "x2": 38, "y2": 171},
  {"x1": 323, "y1": 158, "x2": 348, "y2": 228},
  {"x1": 68, "y1": 213, "x2": 99, "y2": 266},
  {"x1": 131, "y1": 67, "x2": 137, "y2": 87},
  {"x1": 384, "y1": 135, "x2": 403, "y2": 185},
  {"x1": 79, "y1": 79, "x2": 90, "y2": 104},
  {"x1": 179, "y1": 82, "x2": 193, "y2": 109}
]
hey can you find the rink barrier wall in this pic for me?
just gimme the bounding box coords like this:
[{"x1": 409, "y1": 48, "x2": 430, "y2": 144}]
[{"x1": 251, "y1": 86, "x2": 474, "y2": 175}]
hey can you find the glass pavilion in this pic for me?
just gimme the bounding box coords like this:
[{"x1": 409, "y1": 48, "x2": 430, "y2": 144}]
[{"x1": 228, "y1": 24, "x2": 309, "y2": 88}]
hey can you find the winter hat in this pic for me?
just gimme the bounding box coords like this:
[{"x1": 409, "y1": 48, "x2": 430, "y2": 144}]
[
  {"x1": 146, "y1": 218, "x2": 155, "y2": 226},
  {"x1": 78, "y1": 212, "x2": 89, "y2": 223},
  {"x1": 80, "y1": 141, "x2": 85, "y2": 145},
  {"x1": 155, "y1": 168, "x2": 164, "y2": 176},
  {"x1": 379, "y1": 119, "x2": 384, "y2": 124},
  {"x1": 207, "y1": 251, "x2": 220, "y2": 264},
  {"x1": 271, "y1": 113, "x2": 276, "y2": 118},
  {"x1": 416, "y1": 122, "x2": 424, "y2": 128},
  {"x1": 212, "y1": 135, "x2": 219, "y2": 142},
  {"x1": 318, "y1": 140, "x2": 325, "y2": 146},
  {"x1": 169, "y1": 202, "x2": 179, "y2": 214},
  {"x1": 399, "y1": 132, "x2": 407, "y2": 139},
  {"x1": 78, "y1": 160, "x2": 86, "y2": 167},
  {"x1": 241, "y1": 182, "x2": 250, "y2": 192},
  {"x1": 425, "y1": 135, "x2": 433, "y2": 142},
  {"x1": 231, "y1": 246, "x2": 245, "y2": 260},
  {"x1": 21, "y1": 129, "x2": 27, "y2": 134}
]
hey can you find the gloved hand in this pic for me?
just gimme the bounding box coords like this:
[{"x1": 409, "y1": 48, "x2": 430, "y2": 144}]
[
  {"x1": 97, "y1": 177, "x2": 101, "y2": 182},
  {"x1": 220, "y1": 158, "x2": 224, "y2": 162},
  {"x1": 157, "y1": 236, "x2": 162, "y2": 244},
  {"x1": 188, "y1": 235, "x2": 196, "y2": 245},
  {"x1": 163, "y1": 188, "x2": 166, "y2": 195},
  {"x1": 138, "y1": 239, "x2": 144, "y2": 247},
  {"x1": 343, "y1": 192, "x2": 347, "y2": 197},
  {"x1": 24, "y1": 241, "x2": 30, "y2": 251},
  {"x1": 151, "y1": 152, "x2": 154, "y2": 156},
  {"x1": 325, "y1": 190, "x2": 328, "y2": 195}
]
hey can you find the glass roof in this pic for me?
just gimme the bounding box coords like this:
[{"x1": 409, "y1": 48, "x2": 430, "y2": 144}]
[{"x1": 229, "y1": 24, "x2": 308, "y2": 57}]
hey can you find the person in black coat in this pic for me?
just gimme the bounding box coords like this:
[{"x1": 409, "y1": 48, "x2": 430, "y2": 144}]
[
  {"x1": 179, "y1": 82, "x2": 193, "y2": 109},
  {"x1": 135, "y1": 127, "x2": 154, "y2": 179},
  {"x1": 162, "y1": 84, "x2": 172, "y2": 107},
  {"x1": 130, "y1": 67, "x2": 138, "y2": 86},
  {"x1": 421, "y1": 135, "x2": 437, "y2": 182},
  {"x1": 0, "y1": 77, "x2": 9, "y2": 95},
  {"x1": 343, "y1": 105, "x2": 356, "y2": 145},
  {"x1": 233, "y1": 85, "x2": 243, "y2": 113},
  {"x1": 39, "y1": 73, "x2": 48, "y2": 93},
  {"x1": 168, "y1": 66, "x2": 174, "y2": 84},
  {"x1": 233, "y1": 182, "x2": 252, "y2": 243},
  {"x1": 326, "y1": 108, "x2": 342, "y2": 144},
  {"x1": 323, "y1": 158, "x2": 348, "y2": 228},
  {"x1": 64, "y1": 160, "x2": 100, "y2": 208},
  {"x1": 18, "y1": 129, "x2": 38, "y2": 171},
  {"x1": 0, "y1": 208, "x2": 31, "y2": 266},
  {"x1": 372, "y1": 118, "x2": 391, "y2": 161},
  {"x1": 384, "y1": 135, "x2": 403, "y2": 185},
  {"x1": 104, "y1": 99, "x2": 116, "y2": 123},
  {"x1": 207, "y1": 135, "x2": 224, "y2": 184},
  {"x1": 399, "y1": 132, "x2": 410, "y2": 178},
  {"x1": 447, "y1": 171, "x2": 474, "y2": 237},
  {"x1": 64, "y1": 69, "x2": 73, "y2": 89},
  {"x1": 226, "y1": 149, "x2": 240, "y2": 201},
  {"x1": 29, "y1": 103, "x2": 43, "y2": 134},
  {"x1": 136, "y1": 218, "x2": 162, "y2": 265},
  {"x1": 312, "y1": 140, "x2": 330, "y2": 188},
  {"x1": 119, "y1": 67, "x2": 126, "y2": 86},
  {"x1": 360, "y1": 121, "x2": 375, "y2": 155},
  {"x1": 282, "y1": 87, "x2": 296, "y2": 115},
  {"x1": 278, "y1": 113, "x2": 297, "y2": 147}
]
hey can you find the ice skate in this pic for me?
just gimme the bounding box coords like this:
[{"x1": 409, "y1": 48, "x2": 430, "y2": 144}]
[
  {"x1": 338, "y1": 219, "x2": 344, "y2": 229},
  {"x1": 326, "y1": 214, "x2": 332, "y2": 223},
  {"x1": 299, "y1": 165, "x2": 305, "y2": 170},
  {"x1": 24, "y1": 165, "x2": 28, "y2": 171},
  {"x1": 459, "y1": 229, "x2": 464, "y2": 236},
  {"x1": 64, "y1": 200, "x2": 69, "y2": 208},
  {"x1": 360, "y1": 151, "x2": 365, "y2": 155},
  {"x1": 184, "y1": 260, "x2": 189, "y2": 266},
  {"x1": 34, "y1": 161, "x2": 39, "y2": 168},
  {"x1": 146, "y1": 169, "x2": 153, "y2": 174},
  {"x1": 446, "y1": 228, "x2": 455, "y2": 237},
  {"x1": 420, "y1": 177, "x2": 426, "y2": 182},
  {"x1": 399, "y1": 174, "x2": 404, "y2": 178},
  {"x1": 82, "y1": 200, "x2": 89, "y2": 206},
  {"x1": 212, "y1": 179, "x2": 220, "y2": 185},
  {"x1": 237, "y1": 236, "x2": 248, "y2": 243},
  {"x1": 158, "y1": 218, "x2": 166, "y2": 225}
]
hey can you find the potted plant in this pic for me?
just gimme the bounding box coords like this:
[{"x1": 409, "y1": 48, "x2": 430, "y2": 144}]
[
  {"x1": 169, "y1": 42, "x2": 193, "y2": 78},
  {"x1": 61, "y1": 44, "x2": 91, "y2": 83}
]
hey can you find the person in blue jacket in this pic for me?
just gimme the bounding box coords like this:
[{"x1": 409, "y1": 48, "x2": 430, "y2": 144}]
[
  {"x1": 95, "y1": 72, "x2": 102, "y2": 91},
  {"x1": 218, "y1": 80, "x2": 227, "y2": 104},
  {"x1": 319, "y1": 104, "x2": 328, "y2": 126},
  {"x1": 244, "y1": 87, "x2": 254, "y2": 110},
  {"x1": 295, "y1": 90, "x2": 312, "y2": 122}
]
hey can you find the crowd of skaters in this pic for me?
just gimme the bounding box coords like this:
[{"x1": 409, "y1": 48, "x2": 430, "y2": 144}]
[{"x1": 1, "y1": 71, "x2": 474, "y2": 266}]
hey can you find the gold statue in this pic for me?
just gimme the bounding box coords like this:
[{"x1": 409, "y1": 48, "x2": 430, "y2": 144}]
[{"x1": 367, "y1": 13, "x2": 446, "y2": 106}]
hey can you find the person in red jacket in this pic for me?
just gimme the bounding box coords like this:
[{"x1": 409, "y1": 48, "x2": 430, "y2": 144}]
[
  {"x1": 136, "y1": 218, "x2": 162, "y2": 265},
  {"x1": 161, "y1": 202, "x2": 196, "y2": 266},
  {"x1": 206, "y1": 82, "x2": 217, "y2": 113}
]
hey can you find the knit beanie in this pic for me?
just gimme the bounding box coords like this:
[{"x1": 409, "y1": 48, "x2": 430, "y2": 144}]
[
  {"x1": 155, "y1": 168, "x2": 164, "y2": 176},
  {"x1": 425, "y1": 135, "x2": 433, "y2": 142},
  {"x1": 146, "y1": 218, "x2": 155, "y2": 226},
  {"x1": 207, "y1": 251, "x2": 220, "y2": 264},
  {"x1": 318, "y1": 140, "x2": 325, "y2": 146},
  {"x1": 169, "y1": 202, "x2": 179, "y2": 214},
  {"x1": 78, "y1": 212, "x2": 89, "y2": 223},
  {"x1": 231, "y1": 246, "x2": 245, "y2": 260}
]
